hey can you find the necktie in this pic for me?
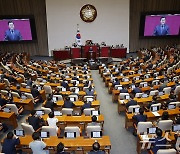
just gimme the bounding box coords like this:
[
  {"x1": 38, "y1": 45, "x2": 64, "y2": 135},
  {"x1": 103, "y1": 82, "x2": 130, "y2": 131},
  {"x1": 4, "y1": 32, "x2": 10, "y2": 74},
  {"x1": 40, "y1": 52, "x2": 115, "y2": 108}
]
[
  {"x1": 11, "y1": 30, "x2": 14, "y2": 39},
  {"x1": 161, "y1": 25, "x2": 164, "y2": 35}
]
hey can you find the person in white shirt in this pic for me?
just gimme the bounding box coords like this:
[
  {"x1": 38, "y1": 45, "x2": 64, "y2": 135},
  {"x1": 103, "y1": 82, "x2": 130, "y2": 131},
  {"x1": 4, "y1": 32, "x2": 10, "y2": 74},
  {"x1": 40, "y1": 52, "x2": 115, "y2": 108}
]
[
  {"x1": 29, "y1": 132, "x2": 48, "y2": 154},
  {"x1": 47, "y1": 112, "x2": 60, "y2": 136}
]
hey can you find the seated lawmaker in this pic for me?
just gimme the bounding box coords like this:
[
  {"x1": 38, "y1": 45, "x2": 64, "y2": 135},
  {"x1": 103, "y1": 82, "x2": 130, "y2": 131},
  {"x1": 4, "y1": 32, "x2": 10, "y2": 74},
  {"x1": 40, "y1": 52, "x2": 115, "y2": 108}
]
[
  {"x1": 31, "y1": 85, "x2": 43, "y2": 103},
  {"x1": 88, "y1": 142, "x2": 105, "y2": 154},
  {"x1": 120, "y1": 86, "x2": 128, "y2": 93},
  {"x1": 57, "y1": 142, "x2": 70, "y2": 154},
  {"x1": 132, "y1": 84, "x2": 142, "y2": 94},
  {"x1": 125, "y1": 94, "x2": 137, "y2": 109},
  {"x1": 28, "y1": 110, "x2": 44, "y2": 131},
  {"x1": 2, "y1": 131, "x2": 20, "y2": 154},
  {"x1": 0, "y1": 93, "x2": 7, "y2": 106},
  {"x1": 113, "y1": 78, "x2": 120, "y2": 87},
  {"x1": 87, "y1": 115, "x2": 101, "y2": 127},
  {"x1": 45, "y1": 95, "x2": 55, "y2": 111},
  {"x1": 61, "y1": 78, "x2": 69, "y2": 89},
  {"x1": 148, "y1": 95, "x2": 158, "y2": 109},
  {"x1": 150, "y1": 128, "x2": 167, "y2": 154},
  {"x1": 132, "y1": 108, "x2": 147, "y2": 125},
  {"x1": 85, "y1": 86, "x2": 95, "y2": 96},
  {"x1": 63, "y1": 96, "x2": 75, "y2": 108},
  {"x1": 82, "y1": 100, "x2": 92, "y2": 112}
]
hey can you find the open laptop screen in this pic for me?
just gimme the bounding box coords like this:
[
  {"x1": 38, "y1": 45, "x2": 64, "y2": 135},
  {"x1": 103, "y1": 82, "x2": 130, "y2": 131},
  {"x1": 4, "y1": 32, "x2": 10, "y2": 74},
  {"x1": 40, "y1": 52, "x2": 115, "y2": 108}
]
[
  {"x1": 91, "y1": 131, "x2": 102, "y2": 138},
  {"x1": 14, "y1": 130, "x2": 25, "y2": 136},
  {"x1": 40, "y1": 131, "x2": 50, "y2": 138},
  {"x1": 65, "y1": 132, "x2": 76, "y2": 138},
  {"x1": 147, "y1": 127, "x2": 157, "y2": 134}
]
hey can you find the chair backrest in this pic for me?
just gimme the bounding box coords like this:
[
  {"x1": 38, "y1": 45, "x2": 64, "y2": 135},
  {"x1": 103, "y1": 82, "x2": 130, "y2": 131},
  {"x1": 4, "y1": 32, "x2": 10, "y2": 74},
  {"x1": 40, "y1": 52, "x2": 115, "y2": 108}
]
[
  {"x1": 84, "y1": 108, "x2": 95, "y2": 116},
  {"x1": 158, "y1": 120, "x2": 173, "y2": 131},
  {"x1": 149, "y1": 90, "x2": 159, "y2": 96},
  {"x1": 41, "y1": 126, "x2": 57, "y2": 136},
  {"x1": 21, "y1": 83, "x2": 27, "y2": 88},
  {"x1": 115, "y1": 85, "x2": 122, "y2": 90},
  {"x1": 128, "y1": 105, "x2": 140, "y2": 113},
  {"x1": 174, "y1": 85, "x2": 180, "y2": 95},
  {"x1": 61, "y1": 108, "x2": 73, "y2": 115},
  {"x1": 43, "y1": 85, "x2": 52, "y2": 94},
  {"x1": 4, "y1": 78, "x2": 10, "y2": 87},
  {"x1": 157, "y1": 148, "x2": 177, "y2": 154},
  {"x1": 41, "y1": 107, "x2": 52, "y2": 114},
  {"x1": 86, "y1": 125, "x2": 101, "y2": 137},
  {"x1": 122, "y1": 77, "x2": 129, "y2": 82},
  {"x1": 169, "y1": 101, "x2": 180, "y2": 107},
  {"x1": 139, "y1": 82, "x2": 148, "y2": 87},
  {"x1": 64, "y1": 126, "x2": 80, "y2": 137},
  {"x1": 163, "y1": 87, "x2": 171, "y2": 94},
  {"x1": 137, "y1": 122, "x2": 152, "y2": 134},
  {"x1": 119, "y1": 93, "x2": 129, "y2": 100},
  {"x1": 24, "y1": 93, "x2": 35, "y2": 103},
  {"x1": 53, "y1": 95, "x2": 63, "y2": 101},
  {"x1": 1, "y1": 90, "x2": 8, "y2": 96},
  {"x1": 11, "y1": 91, "x2": 20, "y2": 98},
  {"x1": 21, "y1": 123, "x2": 35, "y2": 135},
  {"x1": 68, "y1": 95, "x2": 78, "y2": 102},
  {"x1": 84, "y1": 96, "x2": 94, "y2": 102},
  {"x1": 150, "y1": 103, "x2": 161, "y2": 112},
  {"x1": 135, "y1": 93, "x2": 143, "y2": 98},
  {"x1": 6, "y1": 104, "x2": 18, "y2": 115}
]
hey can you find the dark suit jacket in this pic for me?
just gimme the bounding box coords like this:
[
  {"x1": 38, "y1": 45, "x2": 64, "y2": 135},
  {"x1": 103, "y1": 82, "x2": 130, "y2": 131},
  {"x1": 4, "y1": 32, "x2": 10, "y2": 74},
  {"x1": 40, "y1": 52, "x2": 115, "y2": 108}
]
[
  {"x1": 125, "y1": 100, "x2": 137, "y2": 109},
  {"x1": 0, "y1": 97, "x2": 7, "y2": 106},
  {"x1": 63, "y1": 100, "x2": 75, "y2": 108},
  {"x1": 132, "y1": 87, "x2": 142, "y2": 94},
  {"x1": 31, "y1": 88, "x2": 40, "y2": 98},
  {"x1": 61, "y1": 81, "x2": 69, "y2": 89},
  {"x1": 133, "y1": 114, "x2": 147, "y2": 125},
  {"x1": 153, "y1": 24, "x2": 169, "y2": 36},
  {"x1": 4, "y1": 29, "x2": 22, "y2": 41},
  {"x1": 150, "y1": 137, "x2": 167, "y2": 154},
  {"x1": 120, "y1": 89, "x2": 128, "y2": 93},
  {"x1": 82, "y1": 102, "x2": 92, "y2": 111},
  {"x1": 2, "y1": 137, "x2": 20, "y2": 154},
  {"x1": 28, "y1": 115, "x2": 42, "y2": 131},
  {"x1": 45, "y1": 100, "x2": 55, "y2": 111}
]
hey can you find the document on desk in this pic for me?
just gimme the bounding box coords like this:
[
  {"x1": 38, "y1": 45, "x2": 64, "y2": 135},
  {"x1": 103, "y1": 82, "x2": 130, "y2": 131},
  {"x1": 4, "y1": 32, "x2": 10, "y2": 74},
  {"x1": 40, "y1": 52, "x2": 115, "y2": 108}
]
[
  {"x1": 120, "y1": 100, "x2": 125, "y2": 104},
  {"x1": 141, "y1": 135, "x2": 149, "y2": 141},
  {"x1": 152, "y1": 112, "x2": 160, "y2": 116}
]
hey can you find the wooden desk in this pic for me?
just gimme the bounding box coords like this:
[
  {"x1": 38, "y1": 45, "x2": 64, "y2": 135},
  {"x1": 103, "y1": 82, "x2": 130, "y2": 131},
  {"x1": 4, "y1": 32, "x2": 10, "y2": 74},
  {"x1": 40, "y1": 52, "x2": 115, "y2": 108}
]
[
  {"x1": 0, "y1": 111, "x2": 18, "y2": 128},
  {"x1": 125, "y1": 108, "x2": 180, "y2": 129},
  {"x1": 0, "y1": 83, "x2": 5, "y2": 90},
  {"x1": 42, "y1": 114, "x2": 104, "y2": 130},
  {"x1": 137, "y1": 132, "x2": 176, "y2": 154},
  {"x1": 13, "y1": 97, "x2": 34, "y2": 110},
  {"x1": 18, "y1": 136, "x2": 111, "y2": 153}
]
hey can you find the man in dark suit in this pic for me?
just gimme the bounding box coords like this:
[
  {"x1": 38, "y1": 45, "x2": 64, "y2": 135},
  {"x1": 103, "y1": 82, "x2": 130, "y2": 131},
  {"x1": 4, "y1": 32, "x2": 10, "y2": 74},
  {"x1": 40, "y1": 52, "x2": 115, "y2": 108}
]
[
  {"x1": 28, "y1": 110, "x2": 44, "y2": 131},
  {"x1": 88, "y1": 142, "x2": 105, "y2": 154},
  {"x1": 4, "y1": 21, "x2": 22, "y2": 41},
  {"x1": 120, "y1": 86, "x2": 128, "y2": 93},
  {"x1": 113, "y1": 78, "x2": 120, "y2": 87},
  {"x1": 61, "y1": 79, "x2": 69, "y2": 89},
  {"x1": 85, "y1": 86, "x2": 94, "y2": 96},
  {"x1": 132, "y1": 108, "x2": 147, "y2": 125},
  {"x1": 31, "y1": 85, "x2": 43, "y2": 103},
  {"x1": 125, "y1": 95, "x2": 137, "y2": 109},
  {"x1": 2, "y1": 131, "x2": 20, "y2": 154},
  {"x1": 150, "y1": 128, "x2": 167, "y2": 154},
  {"x1": 132, "y1": 84, "x2": 142, "y2": 94},
  {"x1": 45, "y1": 96, "x2": 55, "y2": 111},
  {"x1": 153, "y1": 17, "x2": 170, "y2": 36},
  {"x1": 0, "y1": 94, "x2": 7, "y2": 106},
  {"x1": 82, "y1": 100, "x2": 92, "y2": 112},
  {"x1": 63, "y1": 97, "x2": 75, "y2": 108}
]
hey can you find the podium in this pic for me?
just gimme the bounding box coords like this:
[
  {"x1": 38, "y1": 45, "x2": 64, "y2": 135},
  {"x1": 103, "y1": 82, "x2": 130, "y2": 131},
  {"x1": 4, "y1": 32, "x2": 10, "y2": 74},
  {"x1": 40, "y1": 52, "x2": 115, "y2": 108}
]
[{"x1": 88, "y1": 50, "x2": 96, "y2": 61}]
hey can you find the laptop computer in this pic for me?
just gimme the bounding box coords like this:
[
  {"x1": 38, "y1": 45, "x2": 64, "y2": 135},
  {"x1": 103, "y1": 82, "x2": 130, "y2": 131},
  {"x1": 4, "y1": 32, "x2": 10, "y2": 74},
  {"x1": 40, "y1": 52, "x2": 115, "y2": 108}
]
[
  {"x1": 168, "y1": 104, "x2": 176, "y2": 110},
  {"x1": 36, "y1": 110, "x2": 45, "y2": 116},
  {"x1": 151, "y1": 106, "x2": 160, "y2": 112},
  {"x1": 91, "y1": 110, "x2": 100, "y2": 116},
  {"x1": 40, "y1": 131, "x2": 50, "y2": 138},
  {"x1": 87, "y1": 97, "x2": 94, "y2": 102},
  {"x1": 14, "y1": 130, "x2": 25, "y2": 136},
  {"x1": 142, "y1": 94, "x2": 148, "y2": 98},
  {"x1": 3, "y1": 107, "x2": 11, "y2": 113},
  {"x1": 147, "y1": 127, "x2": 157, "y2": 134},
  {"x1": 172, "y1": 124, "x2": 180, "y2": 132},
  {"x1": 133, "y1": 107, "x2": 140, "y2": 113},
  {"x1": 54, "y1": 111, "x2": 62, "y2": 116},
  {"x1": 91, "y1": 131, "x2": 102, "y2": 138},
  {"x1": 125, "y1": 95, "x2": 130, "y2": 100},
  {"x1": 65, "y1": 132, "x2": 76, "y2": 138}
]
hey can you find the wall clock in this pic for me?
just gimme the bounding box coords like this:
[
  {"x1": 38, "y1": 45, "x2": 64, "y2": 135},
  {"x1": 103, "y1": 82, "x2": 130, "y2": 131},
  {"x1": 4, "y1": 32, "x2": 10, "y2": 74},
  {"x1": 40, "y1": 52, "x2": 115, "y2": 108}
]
[{"x1": 80, "y1": 4, "x2": 97, "y2": 23}]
